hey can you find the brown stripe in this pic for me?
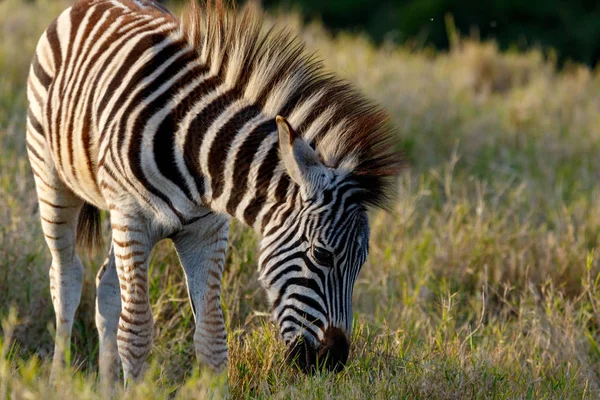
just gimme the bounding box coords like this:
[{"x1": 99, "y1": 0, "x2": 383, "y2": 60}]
[
  {"x1": 49, "y1": 245, "x2": 72, "y2": 253},
  {"x1": 121, "y1": 295, "x2": 147, "y2": 305},
  {"x1": 45, "y1": 18, "x2": 63, "y2": 72},
  {"x1": 207, "y1": 270, "x2": 221, "y2": 280},
  {"x1": 53, "y1": 3, "x2": 85, "y2": 172},
  {"x1": 115, "y1": 251, "x2": 146, "y2": 260},
  {"x1": 41, "y1": 216, "x2": 67, "y2": 225},
  {"x1": 27, "y1": 77, "x2": 45, "y2": 109},
  {"x1": 39, "y1": 197, "x2": 77, "y2": 209},
  {"x1": 63, "y1": 3, "x2": 114, "y2": 190},
  {"x1": 113, "y1": 239, "x2": 143, "y2": 247},
  {"x1": 26, "y1": 140, "x2": 45, "y2": 163},
  {"x1": 123, "y1": 306, "x2": 151, "y2": 315},
  {"x1": 31, "y1": 52, "x2": 52, "y2": 87},
  {"x1": 116, "y1": 336, "x2": 151, "y2": 349},
  {"x1": 27, "y1": 108, "x2": 45, "y2": 137},
  {"x1": 117, "y1": 345, "x2": 149, "y2": 360},
  {"x1": 119, "y1": 314, "x2": 152, "y2": 327},
  {"x1": 111, "y1": 224, "x2": 143, "y2": 232}
]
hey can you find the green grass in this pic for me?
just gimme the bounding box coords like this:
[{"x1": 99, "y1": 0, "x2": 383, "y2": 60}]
[{"x1": 2, "y1": 0, "x2": 600, "y2": 398}]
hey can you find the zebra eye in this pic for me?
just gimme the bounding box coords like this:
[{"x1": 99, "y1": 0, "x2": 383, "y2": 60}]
[{"x1": 312, "y1": 246, "x2": 334, "y2": 267}]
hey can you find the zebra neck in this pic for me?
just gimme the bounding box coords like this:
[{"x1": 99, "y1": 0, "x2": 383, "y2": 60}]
[
  {"x1": 206, "y1": 153, "x2": 301, "y2": 235},
  {"x1": 181, "y1": 100, "x2": 300, "y2": 232}
]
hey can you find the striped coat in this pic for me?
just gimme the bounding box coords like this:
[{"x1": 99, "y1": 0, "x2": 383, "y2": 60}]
[{"x1": 26, "y1": 0, "x2": 402, "y2": 384}]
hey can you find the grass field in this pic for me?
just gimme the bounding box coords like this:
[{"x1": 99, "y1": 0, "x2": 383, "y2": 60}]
[{"x1": 2, "y1": 0, "x2": 600, "y2": 398}]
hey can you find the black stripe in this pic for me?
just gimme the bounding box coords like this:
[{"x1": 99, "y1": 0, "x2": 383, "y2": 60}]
[
  {"x1": 79, "y1": 8, "x2": 140, "y2": 179},
  {"x1": 274, "y1": 175, "x2": 290, "y2": 203},
  {"x1": 287, "y1": 293, "x2": 327, "y2": 320},
  {"x1": 64, "y1": 5, "x2": 108, "y2": 186},
  {"x1": 208, "y1": 104, "x2": 261, "y2": 199},
  {"x1": 266, "y1": 265, "x2": 302, "y2": 287},
  {"x1": 262, "y1": 185, "x2": 298, "y2": 234},
  {"x1": 274, "y1": 277, "x2": 324, "y2": 310},
  {"x1": 64, "y1": 3, "x2": 115, "y2": 186},
  {"x1": 27, "y1": 108, "x2": 44, "y2": 136},
  {"x1": 128, "y1": 69, "x2": 215, "y2": 222},
  {"x1": 243, "y1": 144, "x2": 279, "y2": 225},
  {"x1": 151, "y1": 57, "x2": 213, "y2": 202},
  {"x1": 45, "y1": 17, "x2": 62, "y2": 72},
  {"x1": 44, "y1": 17, "x2": 62, "y2": 165},
  {"x1": 279, "y1": 311, "x2": 322, "y2": 337},
  {"x1": 100, "y1": 32, "x2": 173, "y2": 137},
  {"x1": 91, "y1": 17, "x2": 152, "y2": 142},
  {"x1": 26, "y1": 140, "x2": 44, "y2": 163},
  {"x1": 182, "y1": 89, "x2": 236, "y2": 199},
  {"x1": 105, "y1": 49, "x2": 199, "y2": 159},
  {"x1": 260, "y1": 234, "x2": 303, "y2": 270},
  {"x1": 177, "y1": 76, "x2": 221, "y2": 198},
  {"x1": 31, "y1": 53, "x2": 52, "y2": 88},
  {"x1": 281, "y1": 324, "x2": 298, "y2": 339},
  {"x1": 59, "y1": 2, "x2": 85, "y2": 100},
  {"x1": 279, "y1": 252, "x2": 327, "y2": 283},
  {"x1": 225, "y1": 119, "x2": 275, "y2": 214}
]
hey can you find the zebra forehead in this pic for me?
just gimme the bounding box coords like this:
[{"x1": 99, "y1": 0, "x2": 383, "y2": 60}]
[{"x1": 308, "y1": 207, "x2": 369, "y2": 249}]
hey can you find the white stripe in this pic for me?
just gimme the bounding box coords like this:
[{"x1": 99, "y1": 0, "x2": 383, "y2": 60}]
[
  {"x1": 59, "y1": 5, "x2": 99, "y2": 189},
  {"x1": 137, "y1": 62, "x2": 214, "y2": 210},
  {"x1": 199, "y1": 98, "x2": 250, "y2": 202},
  {"x1": 39, "y1": 33, "x2": 56, "y2": 76},
  {"x1": 70, "y1": 7, "x2": 119, "y2": 195},
  {"x1": 95, "y1": 16, "x2": 169, "y2": 131},
  {"x1": 27, "y1": 76, "x2": 46, "y2": 125},
  {"x1": 234, "y1": 133, "x2": 278, "y2": 222},
  {"x1": 218, "y1": 114, "x2": 270, "y2": 209},
  {"x1": 51, "y1": 9, "x2": 72, "y2": 171},
  {"x1": 171, "y1": 70, "x2": 218, "y2": 203},
  {"x1": 303, "y1": 106, "x2": 336, "y2": 143}
]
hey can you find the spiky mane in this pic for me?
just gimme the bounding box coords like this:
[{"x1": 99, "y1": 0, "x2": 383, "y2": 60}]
[{"x1": 180, "y1": 0, "x2": 404, "y2": 209}]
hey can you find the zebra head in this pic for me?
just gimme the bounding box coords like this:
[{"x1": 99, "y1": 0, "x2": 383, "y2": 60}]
[{"x1": 258, "y1": 116, "x2": 371, "y2": 373}]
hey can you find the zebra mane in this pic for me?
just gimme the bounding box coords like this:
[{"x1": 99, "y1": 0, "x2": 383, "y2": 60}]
[{"x1": 180, "y1": 0, "x2": 404, "y2": 210}]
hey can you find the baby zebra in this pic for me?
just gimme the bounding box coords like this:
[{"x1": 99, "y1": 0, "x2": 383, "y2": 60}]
[{"x1": 26, "y1": 0, "x2": 403, "y2": 385}]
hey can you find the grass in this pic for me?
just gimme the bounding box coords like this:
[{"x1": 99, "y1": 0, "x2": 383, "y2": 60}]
[{"x1": 2, "y1": 0, "x2": 600, "y2": 398}]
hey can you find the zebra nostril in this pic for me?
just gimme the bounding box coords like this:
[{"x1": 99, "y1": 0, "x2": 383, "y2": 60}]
[{"x1": 317, "y1": 327, "x2": 349, "y2": 372}]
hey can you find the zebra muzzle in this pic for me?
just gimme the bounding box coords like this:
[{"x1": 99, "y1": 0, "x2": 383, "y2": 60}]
[{"x1": 286, "y1": 327, "x2": 349, "y2": 373}]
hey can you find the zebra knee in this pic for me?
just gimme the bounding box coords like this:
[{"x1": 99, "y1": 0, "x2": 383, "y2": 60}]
[{"x1": 50, "y1": 257, "x2": 84, "y2": 316}]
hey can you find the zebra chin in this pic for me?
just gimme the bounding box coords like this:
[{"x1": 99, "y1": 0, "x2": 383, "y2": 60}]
[{"x1": 285, "y1": 327, "x2": 350, "y2": 373}]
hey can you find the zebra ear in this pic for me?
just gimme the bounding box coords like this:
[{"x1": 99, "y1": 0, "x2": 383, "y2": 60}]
[{"x1": 276, "y1": 115, "x2": 324, "y2": 196}]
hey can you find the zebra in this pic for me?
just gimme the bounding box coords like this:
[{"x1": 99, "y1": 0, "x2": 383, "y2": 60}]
[{"x1": 26, "y1": 0, "x2": 403, "y2": 385}]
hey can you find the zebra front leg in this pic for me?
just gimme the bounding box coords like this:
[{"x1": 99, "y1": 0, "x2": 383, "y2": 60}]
[
  {"x1": 110, "y1": 211, "x2": 155, "y2": 384},
  {"x1": 171, "y1": 214, "x2": 230, "y2": 372},
  {"x1": 95, "y1": 244, "x2": 122, "y2": 387}
]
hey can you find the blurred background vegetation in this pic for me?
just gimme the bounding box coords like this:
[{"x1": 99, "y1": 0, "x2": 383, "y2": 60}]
[
  {"x1": 265, "y1": 0, "x2": 600, "y2": 66},
  {"x1": 163, "y1": 0, "x2": 600, "y2": 66}
]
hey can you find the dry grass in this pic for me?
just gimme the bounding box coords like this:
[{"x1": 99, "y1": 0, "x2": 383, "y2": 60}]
[{"x1": 2, "y1": 0, "x2": 600, "y2": 398}]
